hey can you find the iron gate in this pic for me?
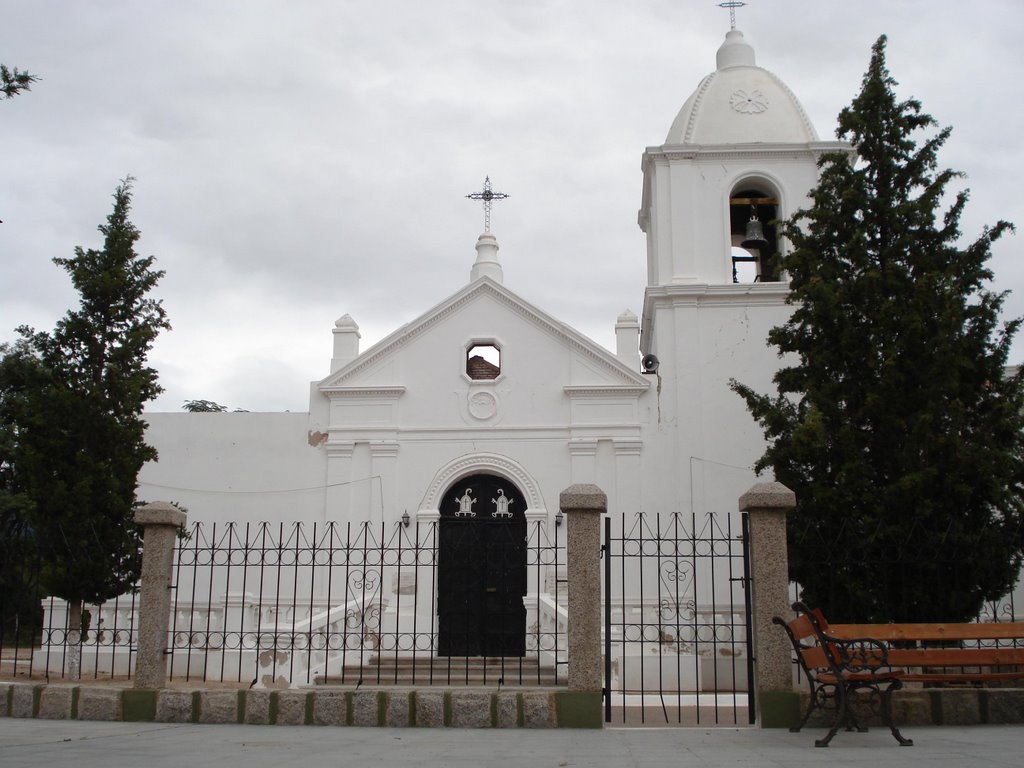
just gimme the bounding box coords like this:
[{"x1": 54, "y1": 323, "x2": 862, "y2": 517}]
[{"x1": 603, "y1": 511, "x2": 754, "y2": 725}]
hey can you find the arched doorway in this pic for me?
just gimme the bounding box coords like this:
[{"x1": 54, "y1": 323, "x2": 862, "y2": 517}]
[{"x1": 437, "y1": 473, "x2": 527, "y2": 657}]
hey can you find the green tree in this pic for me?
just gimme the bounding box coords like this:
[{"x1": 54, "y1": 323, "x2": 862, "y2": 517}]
[
  {"x1": 731, "y1": 36, "x2": 1024, "y2": 623},
  {"x1": 182, "y1": 399, "x2": 247, "y2": 412},
  {"x1": 1, "y1": 64, "x2": 38, "y2": 99},
  {"x1": 0, "y1": 341, "x2": 47, "y2": 644},
  {"x1": 182, "y1": 399, "x2": 227, "y2": 412},
  {"x1": 1, "y1": 178, "x2": 169, "y2": 671}
]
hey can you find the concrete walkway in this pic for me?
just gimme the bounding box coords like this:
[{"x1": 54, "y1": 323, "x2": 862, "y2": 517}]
[{"x1": 0, "y1": 719, "x2": 1021, "y2": 767}]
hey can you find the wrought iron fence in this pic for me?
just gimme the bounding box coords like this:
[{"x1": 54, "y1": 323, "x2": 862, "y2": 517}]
[
  {"x1": 603, "y1": 511, "x2": 754, "y2": 726},
  {"x1": 8, "y1": 518, "x2": 567, "y2": 687},
  {"x1": 785, "y1": 514, "x2": 1023, "y2": 686}
]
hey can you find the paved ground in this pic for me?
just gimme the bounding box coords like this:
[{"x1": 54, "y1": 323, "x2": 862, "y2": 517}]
[{"x1": 0, "y1": 719, "x2": 1021, "y2": 767}]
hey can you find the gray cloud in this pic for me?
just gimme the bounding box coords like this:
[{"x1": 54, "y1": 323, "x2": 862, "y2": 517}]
[{"x1": 3, "y1": 1, "x2": 1022, "y2": 412}]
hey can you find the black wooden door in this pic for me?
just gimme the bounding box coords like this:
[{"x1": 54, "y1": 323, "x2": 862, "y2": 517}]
[{"x1": 437, "y1": 474, "x2": 527, "y2": 656}]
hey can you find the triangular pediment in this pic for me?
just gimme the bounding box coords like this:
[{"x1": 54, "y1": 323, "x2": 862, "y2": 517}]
[{"x1": 318, "y1": 277, "x2": 649, "y2": 392}]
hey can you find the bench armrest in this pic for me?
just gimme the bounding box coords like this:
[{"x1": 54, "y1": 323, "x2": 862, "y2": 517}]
[{"x1": 824, "y1": 633, "x2": 892, "y2": 673}]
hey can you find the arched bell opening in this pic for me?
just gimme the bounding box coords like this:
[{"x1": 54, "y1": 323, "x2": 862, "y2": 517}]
[{"x1": 729, "y1": 186, "x2": 781, "y2": 283}]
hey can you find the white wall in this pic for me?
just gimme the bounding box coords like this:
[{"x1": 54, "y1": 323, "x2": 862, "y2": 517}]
[{"x1": 139, "y1": 412, "x2": 326, "y2": 525}]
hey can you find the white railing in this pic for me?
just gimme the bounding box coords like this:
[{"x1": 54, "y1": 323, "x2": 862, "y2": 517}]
[
  {"x1": 604, "y1": 601, "x2": 750, "y2": 693},
  {"x1": 34, "y1": 591, "x2": 389, "y2": 686}
]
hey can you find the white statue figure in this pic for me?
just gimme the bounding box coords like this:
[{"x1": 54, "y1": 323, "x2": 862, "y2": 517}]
[
  {"x1": 455, "y1": 488, "x2": 477, "y2": 517},
  {"x1": 492, "y1": 488, "x2": 514, "y2": 518}
]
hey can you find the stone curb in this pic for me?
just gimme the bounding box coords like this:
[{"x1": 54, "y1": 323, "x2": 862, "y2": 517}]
[
  {"x1": 12, "y1": 684, "x2": 1021, "y2": 728},
  {"x1": 0, "y1": 684, "x2": 597, "y2": 728}
]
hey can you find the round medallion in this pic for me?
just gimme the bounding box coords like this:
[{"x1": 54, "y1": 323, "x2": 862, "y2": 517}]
[
  {"x1": 730, "y1": 89, "x2": 768, "y2": 114},
  {"x1": 468, "y1": 390, "x2": 498, "y2": 420}
]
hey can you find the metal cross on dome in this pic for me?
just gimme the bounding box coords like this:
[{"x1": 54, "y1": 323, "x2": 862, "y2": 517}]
[
  {"x1": 465, "y1": 176, "x2": 509, "y2": 233},
  {"x1": 718, "y1": 1, "x2": 747, "y2": 30}
]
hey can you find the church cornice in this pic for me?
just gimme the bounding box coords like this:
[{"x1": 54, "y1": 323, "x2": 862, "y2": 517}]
[
  {"x1": 643, "y1": 140, "x2": 850, "y2": 165},
  {"x1": 563, "y1": 385, "x2": 649, "y2": 397},
  {"x1": 644, "y1": 282, "x2": 790, "y2": 307},
  {"x1": 325, "y1": 423, "x2": 643, "y2": 439},
  {"x1": 320, "y1": 386, "x2": 406, "y2": 399}
]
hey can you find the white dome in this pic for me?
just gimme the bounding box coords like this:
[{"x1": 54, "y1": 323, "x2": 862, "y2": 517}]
[{"x1": 665, "y1": 30, "x2": 819, "y2": 145}]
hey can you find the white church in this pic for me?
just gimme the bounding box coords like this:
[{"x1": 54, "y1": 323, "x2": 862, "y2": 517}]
[
  {"x1": 138, "y1": 28, "x2": 844, "y2": 532},
  {"x1": 71, "y1": 27, "x2": 849, "y2": 687}
]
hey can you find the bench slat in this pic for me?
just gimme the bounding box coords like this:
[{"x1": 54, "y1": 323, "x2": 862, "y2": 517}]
[
  {"x1": 886, "y1": 648, "x2": 1024, "y2": 667},
  {"x1": 901, "y1": 672, "x2": 1024, "y2": 683},
  {"x1": 829, "y1": 623, "x2": 1024, "y2": 642}
]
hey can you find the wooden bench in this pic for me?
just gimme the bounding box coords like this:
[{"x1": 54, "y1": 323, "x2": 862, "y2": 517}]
[
  {"x1": 775, "y1": 602, "x2": 913, "y2": 747},
  {"x1": 777, "y1": 602, "x2": 1024, "y2": 746},
  {"x1": 826, "y1": 619, "x2": 1024, "y2": 685}
]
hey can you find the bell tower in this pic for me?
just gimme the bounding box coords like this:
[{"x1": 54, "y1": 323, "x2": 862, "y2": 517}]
[
  {"x1": 635, "y1": 28, "x2": 849, "y2": 514},
  {"x1": 638, "y1": 29, "x2": 846, "y2": 295}
]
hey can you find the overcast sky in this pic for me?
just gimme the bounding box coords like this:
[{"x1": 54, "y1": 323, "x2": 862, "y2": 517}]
[{"x1": 3, "y1": 1, "x2": 1022, "y2": 413}]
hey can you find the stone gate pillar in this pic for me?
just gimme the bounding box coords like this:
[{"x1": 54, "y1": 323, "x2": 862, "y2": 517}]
[
  {"x1": 740, "y1": 481, "x2": 797, "y2": 727},
  {"x1": 133, "y1": 502, "x2": 186, "y2": 690},
  {"x1": 559, "y1": 483, "x2": 605, "y2": 728}
]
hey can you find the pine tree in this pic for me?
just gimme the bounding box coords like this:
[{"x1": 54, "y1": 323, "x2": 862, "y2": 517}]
[
  {"x1": 1, "y1": 179, "x2": 169, "y2": 668},
  {"x1": 732, "y1": 37, "x2": 1024, "y2": 622}
]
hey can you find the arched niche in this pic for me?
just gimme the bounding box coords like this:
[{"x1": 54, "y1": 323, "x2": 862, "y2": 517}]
[{"x1": 728, "y1": 177, "x2": 784, "y2": 283}]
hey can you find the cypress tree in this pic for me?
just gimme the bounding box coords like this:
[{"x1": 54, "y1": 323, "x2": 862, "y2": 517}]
[
  {"x1": 732, "y1": 37, "x2": 1024, "y2": 622},
  {"x1": 1, "y1": 179, "x2": 169, "y2": 668}
]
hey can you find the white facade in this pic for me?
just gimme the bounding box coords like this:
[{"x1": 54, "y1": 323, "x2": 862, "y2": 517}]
[
  {"x1": 139, "y1": 29, "x2": 838, "y2": 526},
  {"x1": 312, "y1": 274, "x2": 651, "y2": 527},
  {"x1": 142, "y1": 273, "x2": 651, "y2": 527},
  {"x1": 104, "y1": 29, "x2": 843, "y2": 687}
]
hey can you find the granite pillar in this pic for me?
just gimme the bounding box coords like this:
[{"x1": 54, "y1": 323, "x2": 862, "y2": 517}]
[
  {"x1": 560, "y1": 484, "x2": 605, "y2": 693},
  {"x1": 739, "y1": 482, "x2": 796, "y2": 725},
  {"x1": 133, "y1": 502, "x2": 186, "y2": 689}
]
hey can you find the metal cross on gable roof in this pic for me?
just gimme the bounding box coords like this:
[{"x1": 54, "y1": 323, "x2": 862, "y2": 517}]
[
  {"x1": 465, "y1": 176, "x2": 509, "y2": 233},
  {"x1": 718, "y1": 1, "x2": 747, "y2": 30}
]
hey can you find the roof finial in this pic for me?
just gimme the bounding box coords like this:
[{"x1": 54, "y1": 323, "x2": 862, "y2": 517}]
[
  {"x1": 465, "y1": 176, "x2": 509, "y2": 233},
  {"x1": 718, "y1": 1, "x2": 747, "y2": 31}
]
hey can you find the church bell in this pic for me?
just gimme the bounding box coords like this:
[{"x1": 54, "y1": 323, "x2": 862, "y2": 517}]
[{"x1": 740, "y1": 203, "x2": 769, "y2": 250}]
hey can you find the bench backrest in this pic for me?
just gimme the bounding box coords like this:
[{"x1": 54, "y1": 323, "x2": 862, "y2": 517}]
[
  {"x1": 778, "y1": 604, "x2": 1024, "y2": 676},
  {"x1": 828, "y1": 622, "x2": 1024, "y2": 643},
  {"x1": 774, "y1": 604, "x2": 841, "y2": 675}
]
